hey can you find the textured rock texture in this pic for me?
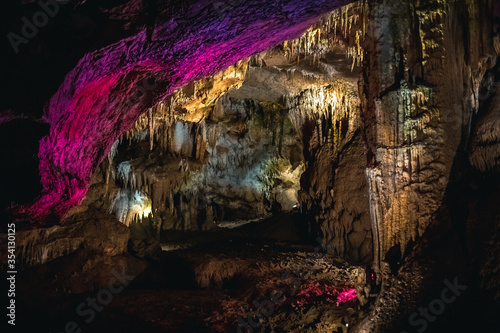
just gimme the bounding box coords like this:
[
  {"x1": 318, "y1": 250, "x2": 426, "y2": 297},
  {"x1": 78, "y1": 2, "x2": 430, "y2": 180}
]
[
  {"x1": 1, "y1": 210, "x2": 130, "y2": 268},
  {"x1": 360, "y1": 0, "x2": 497, "y2": 275},
  {"x1": 470, "y1": 81, "x2": 500, "y2": 172},
  {"x1": 352, "y1": 0, "x2": 499, "y2": 331}
]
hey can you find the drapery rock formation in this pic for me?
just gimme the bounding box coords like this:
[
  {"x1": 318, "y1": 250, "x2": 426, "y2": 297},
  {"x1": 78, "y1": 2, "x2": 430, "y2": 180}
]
[
  {"x1": 360, "y1": 0, "x2": 497, "y2": 276},
  {"x1": 353, "y1": 0, "x2": 499, "y2": 331}
]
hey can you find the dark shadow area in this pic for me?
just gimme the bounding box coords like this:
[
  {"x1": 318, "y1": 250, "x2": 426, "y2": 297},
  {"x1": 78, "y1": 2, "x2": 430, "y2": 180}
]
[{"x1": 0, "y1": 119, "x2": 48, "y2": 228}]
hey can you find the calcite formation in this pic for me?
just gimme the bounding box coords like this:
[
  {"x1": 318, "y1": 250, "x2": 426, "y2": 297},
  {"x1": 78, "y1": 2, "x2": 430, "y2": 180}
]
[{"x1": 360, "y1": 0, "x2": 497, "y2": 273}]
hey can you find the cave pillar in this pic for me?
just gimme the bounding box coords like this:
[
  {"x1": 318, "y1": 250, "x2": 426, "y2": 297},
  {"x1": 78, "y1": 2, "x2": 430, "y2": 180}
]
[{"x1": 360, "y1": 0, "x2": 496, "y2": 281}]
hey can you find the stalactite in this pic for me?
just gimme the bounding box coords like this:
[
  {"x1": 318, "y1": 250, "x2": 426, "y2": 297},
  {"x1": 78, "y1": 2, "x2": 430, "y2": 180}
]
[
  {"x1": 281, "y1": 1, "x2": 367, "y2": 71},
  {"x1": 285, "y1": 82, "x2": 359, "y2": 153},
  {"x1": 148, "y1": 108, "x2": 154, "y2": 151}
]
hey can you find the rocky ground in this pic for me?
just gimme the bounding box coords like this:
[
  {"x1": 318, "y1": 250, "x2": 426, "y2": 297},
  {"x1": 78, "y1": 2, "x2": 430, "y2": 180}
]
[{"x1": 5, "y1": 212, "x2": 371, "y2": 333}]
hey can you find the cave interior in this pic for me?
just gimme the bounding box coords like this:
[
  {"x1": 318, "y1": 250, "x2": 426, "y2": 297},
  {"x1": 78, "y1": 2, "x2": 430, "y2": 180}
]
[{"x1": 1, "y1": 0, "x2": 500, "y2": 332}]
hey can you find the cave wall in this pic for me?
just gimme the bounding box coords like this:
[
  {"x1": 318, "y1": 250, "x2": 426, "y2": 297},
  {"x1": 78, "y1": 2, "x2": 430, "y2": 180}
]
[
  {"x1": 359, "y1": 0, "x2": 497, "y2": 275},
  {"x1": 3, "y1": 1, "x2": 500, "y2": 329},
  {"x1": 351, "y1": 0, "x2": 499, "y2": 331},
  {"x1": 299, "y1": 133, "x2": 372, "y2": 263},
  {"x1": 470, "y1": 76, "x2": 500, "y2": 172}
]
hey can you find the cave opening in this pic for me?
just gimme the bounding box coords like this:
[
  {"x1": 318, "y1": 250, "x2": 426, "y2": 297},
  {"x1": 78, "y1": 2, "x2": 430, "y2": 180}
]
[{"x1": 53, "y1": 7, "x2": 373, "y2": 330}]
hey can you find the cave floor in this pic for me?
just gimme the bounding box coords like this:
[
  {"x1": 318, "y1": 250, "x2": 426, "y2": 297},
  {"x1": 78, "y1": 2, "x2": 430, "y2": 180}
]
[
  {"x1": 83, "y1": 243, "x2": 362, "y2": 333},
  {"x1": 16, "y1": 213, "x2": 368, "y2": 333}
]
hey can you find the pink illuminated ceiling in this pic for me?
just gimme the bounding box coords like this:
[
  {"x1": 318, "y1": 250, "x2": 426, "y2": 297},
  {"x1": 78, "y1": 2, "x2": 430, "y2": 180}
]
[{"x1": 19, "y1": 0, "x2": 355, "y2": 223}]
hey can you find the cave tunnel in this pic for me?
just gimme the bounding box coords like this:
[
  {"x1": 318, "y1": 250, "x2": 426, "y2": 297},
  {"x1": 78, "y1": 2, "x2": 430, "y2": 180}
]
[{"x1": 1, "y1": 0, "x2": 500, "y2": 332}]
